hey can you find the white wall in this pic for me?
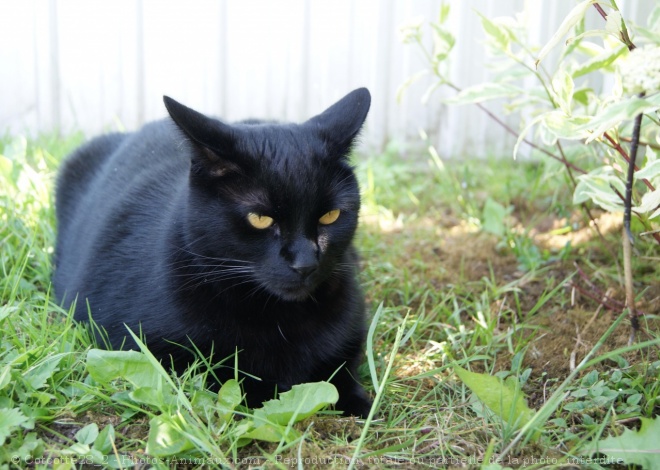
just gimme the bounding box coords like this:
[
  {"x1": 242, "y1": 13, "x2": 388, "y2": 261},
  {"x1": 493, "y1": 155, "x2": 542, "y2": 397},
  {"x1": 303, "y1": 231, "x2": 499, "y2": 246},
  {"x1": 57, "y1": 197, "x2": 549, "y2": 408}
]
[{"x1": 0, "y1": 0, "x2": 653, "y2": 158}]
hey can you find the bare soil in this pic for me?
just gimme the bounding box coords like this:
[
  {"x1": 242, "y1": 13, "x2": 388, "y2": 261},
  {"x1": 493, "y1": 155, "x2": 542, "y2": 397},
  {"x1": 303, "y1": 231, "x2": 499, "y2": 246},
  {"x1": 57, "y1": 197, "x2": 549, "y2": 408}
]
[{"x1": 369, "y1": 205, "x2": 660, "y2": 407}]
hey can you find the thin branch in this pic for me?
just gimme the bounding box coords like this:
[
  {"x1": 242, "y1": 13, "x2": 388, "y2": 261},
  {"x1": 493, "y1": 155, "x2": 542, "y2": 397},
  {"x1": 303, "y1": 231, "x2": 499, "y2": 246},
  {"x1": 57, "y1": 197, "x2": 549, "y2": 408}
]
[
  {"x1": 555, "y1": 140, "x2": 579, "y2": 187},
  {"x1": 624, "y1": 114, "x2": 645, "y2": 240},
  {"x1": 593, "y1": 3, "x2": 608, "y2": 21},
  {"x1": 569, "y1": 281, "x2": 625, "y2": 312},
  {"x1": 623, "y1": 109, "x2": 644, "y2": 339},
  {"x1": 444, "y1": 82, "x2": 587, "y2": 173},
  {"x1": 620, "y1": 136, "x2": 660, "y2": 151},
  {"x1": 594, "y1": 2, "x2": 648, "y2": 343},
  {"x1": 570, "y1": 262, "x2": 647, "y2": 316}
]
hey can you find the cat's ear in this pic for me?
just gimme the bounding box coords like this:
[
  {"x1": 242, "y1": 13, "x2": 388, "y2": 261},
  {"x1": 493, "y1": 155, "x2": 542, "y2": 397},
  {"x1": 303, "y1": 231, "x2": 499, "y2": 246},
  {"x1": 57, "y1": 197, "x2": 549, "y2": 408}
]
[
  {"x1": 163, "y1": 96, "x2": 243, "y2": 177},
  {"x1": 307, "y1": 88, "x2": 371, "y2": 157}
]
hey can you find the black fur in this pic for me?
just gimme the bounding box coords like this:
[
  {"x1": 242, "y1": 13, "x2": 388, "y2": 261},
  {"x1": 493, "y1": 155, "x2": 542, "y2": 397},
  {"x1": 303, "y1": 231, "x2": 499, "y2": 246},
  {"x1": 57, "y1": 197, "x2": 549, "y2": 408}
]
[{"x1": 53, "y1": 88, "x2": 372, "y2": 417}]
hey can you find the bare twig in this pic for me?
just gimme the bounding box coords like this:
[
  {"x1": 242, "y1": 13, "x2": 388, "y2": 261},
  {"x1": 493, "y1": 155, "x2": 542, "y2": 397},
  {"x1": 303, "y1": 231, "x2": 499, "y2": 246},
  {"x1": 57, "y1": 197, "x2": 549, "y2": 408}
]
[
  {"x1": 444, "y1": 82, "x2": 587, "y2": 174},
  {"x1": 593, "y1": 3, "x2": 648, "y2": 343},
  {"x1": 622, "y1": 118, "x2": 643, "y2": 213},
  {"x1": 623, "y1": 109, "x2": 644, "y2": 342},
  {"x1": 569, "y1": 281, "x2": 623, "y2": 312},
  {"x1": 570, "y1": 262, "x2": 647, "y2": 316},
  {"x1": 620, "y1": 136, "x2": 660, "y2": 151},
  {"x1": 593, "y1": 3, "x2": 608, "y2": 21}
]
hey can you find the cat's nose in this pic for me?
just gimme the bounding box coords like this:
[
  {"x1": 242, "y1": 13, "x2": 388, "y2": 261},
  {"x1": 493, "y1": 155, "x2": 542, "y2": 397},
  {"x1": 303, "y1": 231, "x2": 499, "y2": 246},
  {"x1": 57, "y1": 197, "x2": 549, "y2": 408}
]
[
  {"x1": 286, "y1": 238, "x2": 319, "y2": 279},
  {"x1": 291, "y1": 262, "x2": 318, "y2": 279}
]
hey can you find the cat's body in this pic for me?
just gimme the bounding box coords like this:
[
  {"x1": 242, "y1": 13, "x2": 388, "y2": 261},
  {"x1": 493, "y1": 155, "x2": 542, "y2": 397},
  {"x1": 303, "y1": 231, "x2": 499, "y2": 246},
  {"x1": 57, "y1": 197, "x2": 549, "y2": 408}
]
[{"x1": 53, "y1": 88, "x2": 372, "y2": 417}]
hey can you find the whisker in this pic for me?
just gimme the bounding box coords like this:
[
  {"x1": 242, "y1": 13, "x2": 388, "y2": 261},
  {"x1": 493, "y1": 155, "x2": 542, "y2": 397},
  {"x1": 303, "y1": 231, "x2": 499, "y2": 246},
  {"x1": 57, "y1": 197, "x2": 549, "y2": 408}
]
[
  {"x1": 165, "y1": 241, "x2": 259, "y2": 294},
  {"x1": 172, "y1": 267, "x2": 256, "y2": 293}
]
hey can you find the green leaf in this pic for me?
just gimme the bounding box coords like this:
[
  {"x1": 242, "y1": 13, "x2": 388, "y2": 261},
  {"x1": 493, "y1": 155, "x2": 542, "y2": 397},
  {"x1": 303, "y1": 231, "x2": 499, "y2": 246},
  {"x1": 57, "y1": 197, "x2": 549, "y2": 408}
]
[
  {"x1": 190, "y1": 389, "x2": 216, "y2": 424},
  {"x1": 438, "y1": 3, "x2": 450, "y2": 24},
  {"x1": 146, "y1": 414, "x2": 195, "y2": 457},
  {"x1": 478, "y1": 14, "x2": 511, "y2": 50},
  {"x1": 635, "y1": 189, "x2": 660, "y2": 219},
  {"x1": 587, "y1": 417, "x2": 660, "y2": 468},
  {"x1": 482, "y1": 198, "x2": 510, "y2": 237},
  {"x1": 573, "y1": 87, "x2": 592, "y2": 106},
  {"x1": 536, "y1": 0, "x2": 596, "y2": 67},
  {"x1": 541, "y1": 111, "x2": 591, "y2": 140},
  {"x1": 552, "y1": 70, "x2": 574, "y2": 114},
  {"x1": 605, "y1": 11, "x2": 623, "y2": 35},
  {"x1": 0, "y1": 408, "x2": 30, "y2": 445},
  {"x1": 453, "y1": 365, "x2": 536, "y2": 433},
  {"x1": 635, "y1": 158, "x2": 660, "y2": 183},
  {"x1": 92, "y1": 424, "x2": 115, "y2": 455},
  {"x1": 129, "y1": 386, "x2": 177, "y2": 408},
  {"x1": 86, "y1": 349, "x2": 163, "y2": 389},
  {"x1": 581, "y1": 369, "x2": 599, "y2": 387},
  {"x1": 255, "y1": 382, "x2": 338, "y2": 426},
  {"x1": 573, "y1": 167, "x2": 626, "y2": 213},
  {"x1": 444, "y1": 82, "x2": 522, "y2": 105},
  {"x1": 75, "y1": 423, "x2": 99, "y2": 445},
  {"x1": 579, "y1": 94, "x2": 660, "y2": 143},
  {"x1": 23, "y1": 354, "x2": 65, "y2": 390},
  {"x1": 572, "y1": 45, "x2": 626, "y2": 78},
  {"x1": 241, "y1": 422, "x2": 300, "y2": 444},
  {"x1": 431, "y1": 23, "x2": 455, "y2": 60},
  {"x1": 0, "y1": 364, "x2": 11, "y2": 391},
  {"x1": 217, "y1": 379, "x2": 242, "y2": 421},
  {"x1": 7, "y1": 432, "x2": 44, "y2": 462},
  {"x1": 64, "y1": 442, "x2": 91, "y2": 456}
]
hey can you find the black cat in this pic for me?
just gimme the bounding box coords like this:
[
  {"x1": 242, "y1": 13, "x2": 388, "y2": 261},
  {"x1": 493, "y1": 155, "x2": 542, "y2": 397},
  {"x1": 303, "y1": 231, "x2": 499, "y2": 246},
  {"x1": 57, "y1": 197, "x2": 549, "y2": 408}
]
[{"x1": 52, "y1": 88, "x2": 372, "y2": 417}]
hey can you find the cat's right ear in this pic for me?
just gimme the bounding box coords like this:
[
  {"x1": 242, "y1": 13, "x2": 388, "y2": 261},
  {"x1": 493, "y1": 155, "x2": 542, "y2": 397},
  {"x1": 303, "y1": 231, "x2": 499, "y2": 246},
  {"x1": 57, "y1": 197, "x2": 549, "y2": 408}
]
[
  {"x1": 163, "y1": 96, "x2": 242, "y2": 177},
  {"x1": 306, "y1": 88, "x2": 371, "y2": 158}
]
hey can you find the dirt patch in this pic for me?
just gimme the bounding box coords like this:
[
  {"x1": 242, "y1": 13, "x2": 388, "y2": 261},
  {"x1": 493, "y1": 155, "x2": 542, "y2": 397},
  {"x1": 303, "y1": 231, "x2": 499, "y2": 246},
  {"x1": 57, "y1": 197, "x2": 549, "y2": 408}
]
[
  {"x1": 433, "y1": 230, "x2": 521, "y2": 284},
  {"x1": 370, "y1": 209, "x2": 659, "y2": 392}
]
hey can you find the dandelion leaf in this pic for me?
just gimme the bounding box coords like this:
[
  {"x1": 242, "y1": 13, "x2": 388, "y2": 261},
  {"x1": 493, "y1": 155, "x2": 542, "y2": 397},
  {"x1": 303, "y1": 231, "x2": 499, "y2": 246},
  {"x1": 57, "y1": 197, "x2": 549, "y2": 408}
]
[
  {"x1": 454, "y1": 365, "x2": 535, "y2": 430},
  {"x1": 255, "y1": 381, "x2": 338, "y2": 426},
  {"x1": 588, "y1": 417, "x2": 660, "y2": 469}
]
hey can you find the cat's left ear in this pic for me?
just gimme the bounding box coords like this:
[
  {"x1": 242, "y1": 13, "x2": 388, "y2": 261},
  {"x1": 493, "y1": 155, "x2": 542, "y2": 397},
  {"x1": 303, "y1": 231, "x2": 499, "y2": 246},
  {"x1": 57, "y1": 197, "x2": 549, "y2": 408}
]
[{"x1": 307, "y1": 88, "x2": 371, "y2": 157}]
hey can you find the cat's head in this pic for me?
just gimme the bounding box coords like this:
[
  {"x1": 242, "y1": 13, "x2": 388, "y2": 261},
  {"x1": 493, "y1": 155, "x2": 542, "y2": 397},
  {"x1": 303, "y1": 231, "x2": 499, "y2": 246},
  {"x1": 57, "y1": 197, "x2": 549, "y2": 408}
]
[{"x1": 164, "y1": 88, "x2": 370, "y2": 301}]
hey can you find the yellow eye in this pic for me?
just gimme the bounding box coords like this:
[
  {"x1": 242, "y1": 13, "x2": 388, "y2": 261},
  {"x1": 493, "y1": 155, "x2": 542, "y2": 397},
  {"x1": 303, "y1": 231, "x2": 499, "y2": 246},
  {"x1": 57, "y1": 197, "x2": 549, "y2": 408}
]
[
  {"x1": 319, "y1": 209, "x2": 341, "y2": 225},
  {"x1": 247, "y1": 213, "x2": 274, "y2": 229}
]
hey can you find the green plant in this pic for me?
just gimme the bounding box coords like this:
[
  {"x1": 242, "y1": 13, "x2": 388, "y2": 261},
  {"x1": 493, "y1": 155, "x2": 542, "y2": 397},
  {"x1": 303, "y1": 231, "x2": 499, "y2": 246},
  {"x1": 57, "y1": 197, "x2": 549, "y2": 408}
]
[
  {"x1": 563, "y1": 367, "x2": 645, "y2": 421},
  {"x1": 586, "y1": 415, "x2": 660, "y2": 468},
  {"x1": 402, "y1": 1, "x2": 660, "y2": 337},
  {"x1": 83, "y1": 331, "x2": 347, "y2": 462},
  {"x1": 453, "y1": 364, "x2": 537, "y2": 436}
]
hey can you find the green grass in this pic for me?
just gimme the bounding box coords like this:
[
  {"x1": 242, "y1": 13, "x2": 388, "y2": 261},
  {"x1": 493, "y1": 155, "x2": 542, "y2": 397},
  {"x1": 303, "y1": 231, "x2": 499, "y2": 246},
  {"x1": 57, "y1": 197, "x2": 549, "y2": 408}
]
[{"x1": 1, "y1": 134, "x2": 659, "y2": 469}]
